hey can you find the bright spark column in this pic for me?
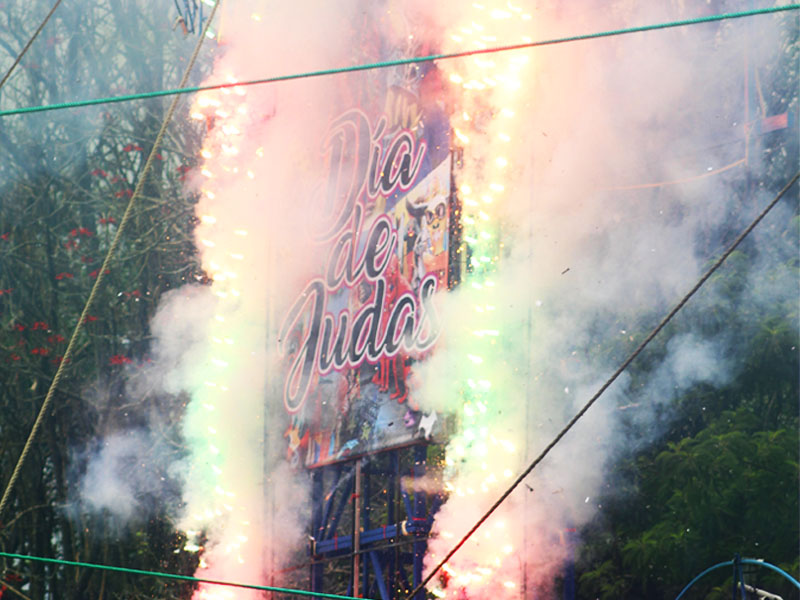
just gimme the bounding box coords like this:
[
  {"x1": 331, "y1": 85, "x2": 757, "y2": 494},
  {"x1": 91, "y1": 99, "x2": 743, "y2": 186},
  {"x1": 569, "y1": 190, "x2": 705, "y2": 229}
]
[
  {"x1": 181, "y1": 78, "x2": 267, "y2": 600},
  {"x1": 426, "y1": 3, "x2": 534, "y2": 599}
]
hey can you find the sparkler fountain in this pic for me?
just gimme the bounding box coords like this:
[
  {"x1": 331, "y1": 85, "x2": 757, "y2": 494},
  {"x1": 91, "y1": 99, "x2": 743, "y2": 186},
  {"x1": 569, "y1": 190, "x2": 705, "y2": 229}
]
[{"x1": 423, "y1": 2, "x2": 537, "y2": 598}]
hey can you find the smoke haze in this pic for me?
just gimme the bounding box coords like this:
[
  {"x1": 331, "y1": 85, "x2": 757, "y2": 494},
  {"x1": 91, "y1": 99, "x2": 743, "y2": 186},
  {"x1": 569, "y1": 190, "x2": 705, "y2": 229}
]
[{"x1": 65, "y1": 1, "x2": 797, "y2": 597}]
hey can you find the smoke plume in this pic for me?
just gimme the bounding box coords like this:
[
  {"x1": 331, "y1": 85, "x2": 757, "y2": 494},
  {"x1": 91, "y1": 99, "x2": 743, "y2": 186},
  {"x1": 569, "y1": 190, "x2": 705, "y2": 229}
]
[{"x1": 69, "y1": 1, "x2": 796, "y2": 598}]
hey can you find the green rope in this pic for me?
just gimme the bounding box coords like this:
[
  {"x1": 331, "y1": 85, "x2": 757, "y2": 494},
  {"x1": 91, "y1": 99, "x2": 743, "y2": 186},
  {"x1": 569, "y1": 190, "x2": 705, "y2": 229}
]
[
  {"x1": 0, "y1": 4, "x2": 797, "y2": 118},
  {"x1": 0, "y1": 551, "x2": 372, "y2": 600}
]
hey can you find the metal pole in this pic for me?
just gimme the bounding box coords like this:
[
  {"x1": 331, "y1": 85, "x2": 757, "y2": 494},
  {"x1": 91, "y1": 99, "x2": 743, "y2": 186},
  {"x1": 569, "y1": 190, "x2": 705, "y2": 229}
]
[
  {"x1": 363, "y1": 461, "x2": 371, "y2": 597},
  {"x1": 353, "y1": 459, "x2": 363, "y2": 596},
  {"x1": 311, "y1": 470, "x2": 325, "y2": 598},
  {"x1": 412, "y1": 445, "x2": 427, "y2": 600},
  {"x1": 389, "y1": 451, "x2": 398, "y2": 598}
]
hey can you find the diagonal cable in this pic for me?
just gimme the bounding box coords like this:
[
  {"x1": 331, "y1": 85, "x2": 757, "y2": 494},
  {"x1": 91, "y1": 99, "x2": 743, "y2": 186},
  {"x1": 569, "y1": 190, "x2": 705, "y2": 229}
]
[
  {"x1": 0, "y1": 0, "x2": 64, "y2": 92},
  {"x1": 405, "y1": 171, "x2": 800, "y2": 599},
  {"x1": 0, "y1": 0, "x2": 221, "y2": 520}
]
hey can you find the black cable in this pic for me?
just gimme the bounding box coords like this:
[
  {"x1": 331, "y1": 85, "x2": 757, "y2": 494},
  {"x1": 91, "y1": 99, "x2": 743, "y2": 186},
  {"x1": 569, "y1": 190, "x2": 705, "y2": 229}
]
[
  {"x1": 276, "y1": 535, "x2": 432, "y2": 575},
  {"x1": 0, "y1": 0, "x2": 64, "y2": 92},
  {"x1": 406, "y1": 171, "x2": 800, "y2": 599}
]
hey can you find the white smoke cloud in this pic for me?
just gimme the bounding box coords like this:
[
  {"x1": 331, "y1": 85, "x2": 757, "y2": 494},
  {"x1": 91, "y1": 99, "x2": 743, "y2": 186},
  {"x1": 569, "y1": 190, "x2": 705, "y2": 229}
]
[
  {"x1": 76, "y1": 428, "x2": 184, "y2": 524},
  {"x1": 72, "y1": 1, "x2": 367, "y2": 594},
  {"x1": 147, "y1": 285, "x2": 220, "y2": 395},
  {"x1": 165, "y1": 2, "x2": 373, "y2": 597},
  {"x1": 70, "y1": 1, "x2": 795, "y2": 598},
  {"x1": 407, "y1": 0, "x2": 794, "y2": 596},
  {"x1": 78, "y1": 431, "x2": 150, "y2": 522}
]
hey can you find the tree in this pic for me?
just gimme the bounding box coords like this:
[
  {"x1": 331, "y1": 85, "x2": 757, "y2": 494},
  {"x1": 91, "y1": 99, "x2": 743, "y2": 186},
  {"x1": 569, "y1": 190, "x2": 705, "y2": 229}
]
[
  {"x1": 0, "y1": 1, "x2": 210, "y2": 597},
  {"x1": 576, "y1": 6, "x2": 799, "y2": 599}
]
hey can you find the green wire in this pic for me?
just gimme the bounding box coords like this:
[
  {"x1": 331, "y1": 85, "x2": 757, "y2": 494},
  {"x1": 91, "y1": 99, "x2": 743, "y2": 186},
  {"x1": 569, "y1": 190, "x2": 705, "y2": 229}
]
[
  {"x1": 0, "y1": 2, "x2": 797, "y2": 595},
  {"x1": 0, "y1": 4, "x2": 797, "y2": 118},
  {"x1": 0, "y1": 551, "x2": 372, "y2": 600}
]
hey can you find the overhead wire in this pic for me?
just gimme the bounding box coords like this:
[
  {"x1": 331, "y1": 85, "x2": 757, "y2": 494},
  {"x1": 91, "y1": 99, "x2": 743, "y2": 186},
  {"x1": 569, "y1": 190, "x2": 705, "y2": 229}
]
[
  {"x1": 602, "y1": 157, "x2": 747, "y2": 191},
  {"x1": 0, "y1": 4, "x2": 798, "y2": 118},
  {"x1": 0, "y1": 1, "x2": 796, "y2": 596},
  {"x1": 404, "y1": 171, "x2": 800, "y2": 600},
  {"x1": 285, "y1": 534, "x2": 434, "y2": 573},
  {"x1": 0, "y1": 0, "x2": 64, "y2": 92},
  {"x1": 0, "y1": 551, "x2": 374, "y2": 600},
  {"x1": 0, "y1": 0, "x2": 221, "y2": 520}
]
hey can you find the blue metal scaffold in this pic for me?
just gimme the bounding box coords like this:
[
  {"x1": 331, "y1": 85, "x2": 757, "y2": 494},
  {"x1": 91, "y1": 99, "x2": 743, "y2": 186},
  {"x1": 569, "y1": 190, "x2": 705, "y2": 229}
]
[{"x1": 309, "y1": 445, "x2": 442, "y2": 600}]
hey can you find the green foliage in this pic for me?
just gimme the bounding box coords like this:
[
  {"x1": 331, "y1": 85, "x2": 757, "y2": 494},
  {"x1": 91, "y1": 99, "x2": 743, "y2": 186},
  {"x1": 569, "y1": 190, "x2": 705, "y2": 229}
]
[
  {"x1": 577, "y1": 10, "x2": 799, "y2": 597},
  {"x1": 577, "y1": 200, "x2": 799, "y2": 599},
  {"x1": 0, "y1": 1, "x2": 210, "y2": 597},
  {"x1": 580, "y1": 393, "x2": 799, "y2": 599},
  {"x1": 577, "y1": 194, "x2": 799, "y2": 598}
]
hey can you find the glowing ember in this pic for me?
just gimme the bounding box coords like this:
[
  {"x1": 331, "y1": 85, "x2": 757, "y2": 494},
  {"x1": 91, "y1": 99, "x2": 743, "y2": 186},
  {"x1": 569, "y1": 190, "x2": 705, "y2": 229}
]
[
  {"x1": 180, "y1": 78, "x2": 266, "y2": 599},
  {"x1": 423, "y1": 1, "x2": 535, "y2": 598}
]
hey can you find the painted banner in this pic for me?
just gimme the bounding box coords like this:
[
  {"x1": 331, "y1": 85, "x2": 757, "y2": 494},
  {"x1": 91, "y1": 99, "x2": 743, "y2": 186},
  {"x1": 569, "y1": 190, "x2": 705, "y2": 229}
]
[{"x1": 280, "y1": 70, "x2": 452, "y2": 468}]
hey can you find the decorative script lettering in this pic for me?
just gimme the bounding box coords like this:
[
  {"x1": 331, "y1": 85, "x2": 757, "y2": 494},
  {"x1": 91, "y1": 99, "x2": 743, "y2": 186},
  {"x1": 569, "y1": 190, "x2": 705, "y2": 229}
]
[{"x1": 279, "y1": 109, "x2": 440, "y2": 414}]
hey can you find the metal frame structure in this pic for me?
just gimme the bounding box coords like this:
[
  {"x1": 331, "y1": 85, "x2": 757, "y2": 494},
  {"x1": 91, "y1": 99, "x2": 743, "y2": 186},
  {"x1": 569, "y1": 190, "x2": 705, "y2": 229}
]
[
  {"x1": 172, "y1": 0, "x2": 208, "y2": 36},
  {"x1": 305, "y1": 147, "x2": 459, "y2": 600},
  {"x1": 308, "y1": 444, "x2": 442, "y2": 600}
]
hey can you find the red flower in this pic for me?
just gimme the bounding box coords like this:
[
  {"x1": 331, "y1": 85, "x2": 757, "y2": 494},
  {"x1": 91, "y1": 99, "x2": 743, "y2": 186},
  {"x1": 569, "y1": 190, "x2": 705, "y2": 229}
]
[
  {"x1": 98, "y1": 216, "x2": 116, "y2": 225},
  {"x1": 154, "y1": 153, "x2": 164, "y2": 160},
  {"x1": 81, "y1": 256, "x2": 94, "y2": 264},
  {"x1": 111, "y1": 175, "x2": 121, "y2": 183},
  {"x1": 115, "y1": 189, "x2": 133, "y2": 199},
  {"x1": 83, "y1": 315, "x2": 98, "y2": 323},
  {"x1": 31, "y1": 347, "x2": 49, "y2": 356},
  {"x1": 123, "y1": 144, "x2": 143, "y2": 152},
  {"x1": 55, "y1": 272, "x2": 73, "y2": 280},
  {"x1": 109, "y1": 354, "x2": 132, "y2": 365},
  {"x1": 51, "y1": 355, "x2": 65, "y2": 365},
  {"x1": 48, "y1": 334, "x2": 65, "y2": 344},
  {"x1": 8, "y1": 354, "x2": 20, "y2": 361},
  {"x1": 32, "y1": 321, "x2": 48, "y2": 330},
  {"x1": 88, "y1": 269, "x2": 110, "y2": 279},
  {"x1": 123, "y1": 290, "x2": 142, "y2": 298},
  {"x1": 13, "y1": 324, "x2": 25, "y2": 332},
  {"x1": 0, "y1": 233, "x2": 8, "y2": 241},
  {"x1": 176, "y1": 165, "x2": 192, "y2": 181},
  {"x1": 0, "y1": 288, "x2": 13, "y2": 296},
  {"x1": 64, "y1": 240, "x2": 77, "y2": 250},
  {"x1": 91, "y1": 169, "x2": 107, "y2": 177}
]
